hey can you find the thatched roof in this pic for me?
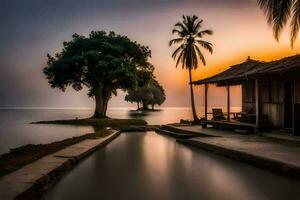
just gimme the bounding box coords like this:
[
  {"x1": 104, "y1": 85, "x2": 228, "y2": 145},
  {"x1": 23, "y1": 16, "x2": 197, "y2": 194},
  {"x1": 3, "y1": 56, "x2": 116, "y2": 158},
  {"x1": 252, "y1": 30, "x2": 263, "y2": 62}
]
[{"x1": 193, "y1": 54, "x2": 300, "y2": 86}]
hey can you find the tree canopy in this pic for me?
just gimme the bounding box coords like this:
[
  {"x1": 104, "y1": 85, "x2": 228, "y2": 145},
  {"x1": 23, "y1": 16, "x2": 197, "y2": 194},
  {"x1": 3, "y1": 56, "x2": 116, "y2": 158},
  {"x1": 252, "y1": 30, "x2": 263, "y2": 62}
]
[
  {"x1": 125, "y1": 78, "x2": 166, "y2": 110},
  {"x1": 169, "y1": 15, "x2": 213, "y2": 70},
  {"x1": 44, "y1": 31, "x2": 153, "y2": 118}
]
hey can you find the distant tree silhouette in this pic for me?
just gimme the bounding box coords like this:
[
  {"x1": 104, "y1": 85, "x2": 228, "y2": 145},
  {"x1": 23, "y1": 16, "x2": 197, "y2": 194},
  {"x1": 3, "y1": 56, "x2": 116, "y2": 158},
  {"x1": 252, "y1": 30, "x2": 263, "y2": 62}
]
[
  {"x1": 125, "y1": 78, "x2": 166, "y2": 110},
  {"x1": 44, "y1": 31, "x2": 152, "y2": 118},
  {"x1": 257, "y1": 0, "x2": 300, "y2": 47},
  {"x1": 169, "y1": 15, "x2": 213, "y2": 121}
]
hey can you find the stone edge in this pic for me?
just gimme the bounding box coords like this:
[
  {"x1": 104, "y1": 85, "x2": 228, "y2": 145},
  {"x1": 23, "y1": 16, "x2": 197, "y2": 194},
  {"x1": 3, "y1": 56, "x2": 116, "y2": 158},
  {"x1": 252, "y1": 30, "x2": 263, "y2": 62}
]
[
  {"x1": 177, "y1": 138, "x2": 300, "y2": 180},
  {"x1": 15, "y1": 131, "x2": 121, "y2": 200}
]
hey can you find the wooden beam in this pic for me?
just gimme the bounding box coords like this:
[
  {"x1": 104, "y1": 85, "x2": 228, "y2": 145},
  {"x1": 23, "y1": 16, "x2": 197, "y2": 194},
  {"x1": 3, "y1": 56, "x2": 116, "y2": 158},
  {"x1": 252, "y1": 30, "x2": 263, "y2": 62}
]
[
  {"x1": 292, "y1": 80, "x2": 295, "y2": 135},
  {"x1": 255, "y1": 79, "x2": 260, "y2": 129},
  {"x1": 227, "y1": 84, "x2": 230, "y2": 121},
  {"x1": 205, "y1": 84, "x2": 208, "y2": 121}
]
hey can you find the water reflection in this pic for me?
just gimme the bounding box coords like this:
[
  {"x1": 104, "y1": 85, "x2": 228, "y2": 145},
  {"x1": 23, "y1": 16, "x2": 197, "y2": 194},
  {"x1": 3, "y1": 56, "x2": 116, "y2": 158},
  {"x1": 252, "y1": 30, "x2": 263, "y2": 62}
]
[
  {"x1": 128, "y1": 110, "x2": 151, "y2": 117},
  {"x1": 142, "y1": 133, "x2": 173, "y2": 190},
  {"x1": 0, "y1": 107, "x2": 241, "y2": 154},
  {"x1": 43, "y1": 132, "x2": 300, "y2": 200}
]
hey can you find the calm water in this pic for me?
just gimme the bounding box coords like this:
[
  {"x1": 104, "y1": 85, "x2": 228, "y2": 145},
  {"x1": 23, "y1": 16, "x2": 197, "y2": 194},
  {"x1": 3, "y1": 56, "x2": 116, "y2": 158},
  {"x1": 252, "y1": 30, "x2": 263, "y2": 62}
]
[
  {"x1": 43, "y1": 132, "x2": 300, "y2": 200},
  {"x1": 0, "y1": 107, "x2": 241, "y2": 154}
]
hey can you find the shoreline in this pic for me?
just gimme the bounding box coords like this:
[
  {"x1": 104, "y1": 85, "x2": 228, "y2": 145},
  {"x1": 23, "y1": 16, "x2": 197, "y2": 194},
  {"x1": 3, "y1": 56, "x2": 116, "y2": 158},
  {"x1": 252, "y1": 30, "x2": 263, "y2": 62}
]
[
  {"x1": 0, "y1": 130, "x2": 121, "y2": 200},
  {"x1": 0, "y1": 117, "x2": 157, "y2": 178},
  {"x1": 31, "y1": 117, "x2": 147, "y2": 127},
  {"x1": 0, "y1": 129, "x2": 114, "y2": 178}
]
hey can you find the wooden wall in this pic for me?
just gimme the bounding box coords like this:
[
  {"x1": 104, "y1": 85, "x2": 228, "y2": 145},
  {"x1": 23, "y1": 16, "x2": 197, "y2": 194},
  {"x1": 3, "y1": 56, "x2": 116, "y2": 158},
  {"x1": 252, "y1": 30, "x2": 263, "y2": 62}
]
[
  {"x1": 295, "y1": 79, "x2": 300, "y2": 104},
  {"x1": 294, "y1": 104, "x2": 300, "y2": 135},
  {"x1": 242, "y1": 79, "x2": 284, "y2": 128},
  {"x1": 261, "y1": 104, "x2": 284, "y2": 127},
  {"x1": 295, "y1": 79, "x2": 300, "y2": 134},
  {"x1": 242, "y1": 80, "x2": 255, "y2": 113}
]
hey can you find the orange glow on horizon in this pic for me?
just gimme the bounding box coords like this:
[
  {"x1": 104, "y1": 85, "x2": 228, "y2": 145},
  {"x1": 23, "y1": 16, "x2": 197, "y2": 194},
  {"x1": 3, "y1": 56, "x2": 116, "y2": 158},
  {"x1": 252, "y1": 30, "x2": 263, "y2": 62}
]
[{"x1": 192, "y1": 47, "x2": 300, "y2": 82}]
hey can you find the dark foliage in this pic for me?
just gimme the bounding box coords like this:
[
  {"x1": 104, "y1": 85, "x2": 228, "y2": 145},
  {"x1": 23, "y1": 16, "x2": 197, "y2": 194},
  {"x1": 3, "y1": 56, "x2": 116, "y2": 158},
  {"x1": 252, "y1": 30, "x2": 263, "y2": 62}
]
[
  {"x1": 125, "y1": 78, "x2": 166, "y2": 110},
  {"x1": 169, "y1": 15, "x2": 213, "y2": 121},
  {"x1": 258, "y1": 0, "x2": 300, "y2": 47},
  {"x1": 44, "y1": 31, "x2": 153, "y2": 117}
]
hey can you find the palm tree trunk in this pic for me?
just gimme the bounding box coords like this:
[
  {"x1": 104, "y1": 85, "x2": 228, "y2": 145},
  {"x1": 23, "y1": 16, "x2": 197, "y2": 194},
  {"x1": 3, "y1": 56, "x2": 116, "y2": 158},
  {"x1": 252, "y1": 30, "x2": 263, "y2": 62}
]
[{"x1": 188, "y1": 68, "x2": 199, "y2": 121}]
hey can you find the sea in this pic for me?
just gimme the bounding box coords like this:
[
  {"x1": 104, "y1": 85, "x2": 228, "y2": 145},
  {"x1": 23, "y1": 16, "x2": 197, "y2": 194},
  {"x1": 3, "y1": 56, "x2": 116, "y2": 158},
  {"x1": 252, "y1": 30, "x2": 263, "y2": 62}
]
[{"x1": 0, "y1": 107, "x2": 241, "y2": 154}]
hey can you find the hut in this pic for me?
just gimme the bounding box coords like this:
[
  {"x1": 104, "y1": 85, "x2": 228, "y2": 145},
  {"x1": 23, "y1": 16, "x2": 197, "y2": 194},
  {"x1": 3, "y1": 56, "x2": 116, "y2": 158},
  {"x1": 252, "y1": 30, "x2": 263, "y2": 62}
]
[{"x1": 193, "y1": 55, "x2": 300, "y2": 135}]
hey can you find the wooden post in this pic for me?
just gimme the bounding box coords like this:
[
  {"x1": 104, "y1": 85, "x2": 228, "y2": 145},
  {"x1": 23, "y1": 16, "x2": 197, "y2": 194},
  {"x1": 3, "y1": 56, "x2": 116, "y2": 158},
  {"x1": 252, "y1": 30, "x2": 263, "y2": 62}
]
[
  {"x1": 205, "y1": 84, "x2": 208, "y2": 121},
  {"x1": 227, "y1": 84, "x2": 230, "y2": 121},
  {"x1": 202, "y1": 84, "x2": 208, "y2": 128},
  {"x1": 255, "y1": 79, "x2": 260, "y2": 130}
]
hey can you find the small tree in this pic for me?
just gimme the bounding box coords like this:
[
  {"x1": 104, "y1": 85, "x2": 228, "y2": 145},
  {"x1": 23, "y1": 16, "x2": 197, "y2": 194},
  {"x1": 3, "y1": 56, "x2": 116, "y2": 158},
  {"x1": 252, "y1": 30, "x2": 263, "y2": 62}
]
[
  {"x1": 149, "y1": 80, "x2": 166, "y2": 109},
  {"x1": 44, "y1": 31, "x2": 152, "y2": 118},
  {"x1": 125, "y1": 78, "x2": 166, "y2": 110}
]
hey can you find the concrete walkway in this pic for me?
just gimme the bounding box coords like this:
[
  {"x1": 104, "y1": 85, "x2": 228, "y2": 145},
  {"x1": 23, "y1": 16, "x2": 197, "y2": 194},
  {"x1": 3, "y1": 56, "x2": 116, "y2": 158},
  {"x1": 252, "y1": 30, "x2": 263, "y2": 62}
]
[
  {"x1": 160, "y1": 125, "x2": 300, "y2": 179},
  {"x1": 0, "y1": 131, "x2": 120, "y2": 200},
  {"x1": 42, "y1": 132, "x2": 300, "y2": 200},
  {"x1": 170, "y1": 125, "x2": 236, "y2": 137},
  {"x1": 171, "y1": 126, "x2": 300, "y2": 179}
]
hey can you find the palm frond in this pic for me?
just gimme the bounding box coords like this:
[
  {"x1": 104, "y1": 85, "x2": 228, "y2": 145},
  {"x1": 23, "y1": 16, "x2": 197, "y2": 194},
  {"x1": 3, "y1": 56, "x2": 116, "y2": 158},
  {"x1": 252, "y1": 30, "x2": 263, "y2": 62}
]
[
  {"x1": 181, "y1": 48, "x2": 187, "y2": 69},
  {"x1": 190, "y1": 15, "x2": 199, "y2": 32},
  {"x1": 258, "y1": 0, "x2": 277, "y2": 24},
  {"x1": 172, "y1": 29, "x2": 186, "y2": 38},
  {"x1": 197, "y1": 29, "x2": 213, "y2": 38},
  {"x1": 291, "y1": 0, "x2": 300, "y2": 47},
  {"x1": 169, "y1": 38, "x2": 184, "y2": 46},
  {"x1": 273, "y1": 0, "x2": 292, "y2": 40},
  {"x1": 194, "y1": 45, "x2": 206, "y2": 66},
  {"x1": 191, "y1": 46, "x2": 198, "y2": 70},
  {"x1": 171, "y1": 45, "x2": 184, "y2": 59},
  {"x1": 258, "y1": 0, "x2": 293, "y2": 41},
  {"x1": 187, "y1": 43, "x2": 193, "y2": 68},
  {"x1": 175, "y1": 50, "x2": 184, "y2": 68},
  {"x1": 174, "y1": 22, "x2": 189, "y2": 35},
  {"x1": 197, "y1": 40, "x2": 213, "y2": 54},
  {"x1": 193, "y1": 19, "x2": 203, "y2": 33}
]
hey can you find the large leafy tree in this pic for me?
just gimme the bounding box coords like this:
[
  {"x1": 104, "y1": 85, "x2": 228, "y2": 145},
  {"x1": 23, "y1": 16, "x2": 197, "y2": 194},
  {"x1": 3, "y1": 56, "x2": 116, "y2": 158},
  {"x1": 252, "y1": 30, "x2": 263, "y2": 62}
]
[
  {"x1": 125, "y1": 78, "x2": 166, "y2": 110},
  {"x1": 169, "y1": 15, "x2": 213, "y2": 121},
  {"x1": 258, "y1": 0, "x2": 300, "y2": 47},
  {"x1": 44, "y1": 31, "x2": 152, "y2": 118}
]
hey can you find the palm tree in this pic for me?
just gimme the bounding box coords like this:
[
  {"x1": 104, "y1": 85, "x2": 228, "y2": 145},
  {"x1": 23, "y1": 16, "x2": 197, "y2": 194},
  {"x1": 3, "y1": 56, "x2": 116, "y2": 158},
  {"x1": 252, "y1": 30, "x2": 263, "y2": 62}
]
[
  {"x1": 258, "y1": 0, "x2": 300, "y2": 47},
  {"x1": 169, "y1": 15, "x2": 213, "y2": 121}
]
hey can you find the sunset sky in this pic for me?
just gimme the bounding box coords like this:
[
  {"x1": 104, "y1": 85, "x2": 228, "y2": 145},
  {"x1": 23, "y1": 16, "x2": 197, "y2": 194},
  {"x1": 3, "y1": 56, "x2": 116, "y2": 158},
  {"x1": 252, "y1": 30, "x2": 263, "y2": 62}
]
[{"x1": 1, "y1": 0, "x2": 300, "y2": 108}]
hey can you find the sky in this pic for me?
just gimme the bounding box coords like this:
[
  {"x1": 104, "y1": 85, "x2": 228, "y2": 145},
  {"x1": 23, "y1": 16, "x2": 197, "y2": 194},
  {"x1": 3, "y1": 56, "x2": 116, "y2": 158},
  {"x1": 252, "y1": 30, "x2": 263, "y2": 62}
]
[{"x1": 0, "y1": 0, "x2": 300, "y2": 108}]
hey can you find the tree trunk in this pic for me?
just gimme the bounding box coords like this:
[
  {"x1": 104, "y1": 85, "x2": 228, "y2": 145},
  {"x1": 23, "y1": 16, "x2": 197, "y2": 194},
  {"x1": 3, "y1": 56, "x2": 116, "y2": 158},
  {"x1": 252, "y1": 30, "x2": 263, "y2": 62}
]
[
  {"x1": 93, "y1": 87, "x2": 108, "y2": 118},
  {"x1": 137, "y1": 102, "x2": 140, "y2": 110},
  {"x1": 103, "y1": 95, "x2": 109, "y2": 117},
  {"x1": 152, "y1": 104, "x2": 154, "y2": 110},
  {"x1": 189, "y1": 68, "x2": 199, "y2": 121},
  {"x1": 142, "y1": 101, "x2": 148, "y2": 110}
]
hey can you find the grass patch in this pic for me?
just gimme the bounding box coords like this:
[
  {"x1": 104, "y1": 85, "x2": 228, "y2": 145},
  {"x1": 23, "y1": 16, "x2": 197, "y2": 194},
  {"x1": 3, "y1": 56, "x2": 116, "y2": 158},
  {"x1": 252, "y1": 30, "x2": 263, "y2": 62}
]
[
  {"x1": 32, "y1": 118, "x2": 147, "y2": 130},
  {"x1": 0, "y1": 129, "x2": 114, "y2": 177}
]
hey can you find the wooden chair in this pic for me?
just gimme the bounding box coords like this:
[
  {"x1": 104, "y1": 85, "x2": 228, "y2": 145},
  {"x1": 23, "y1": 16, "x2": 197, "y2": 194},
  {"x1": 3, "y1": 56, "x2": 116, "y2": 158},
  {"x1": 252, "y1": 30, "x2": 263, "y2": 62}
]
[
  {"x1": 240, "y1": 107, "x2": 254, "y2": 123},
  {"x1": 212, "y1": 108, "x2": 226, "y2": 121}
]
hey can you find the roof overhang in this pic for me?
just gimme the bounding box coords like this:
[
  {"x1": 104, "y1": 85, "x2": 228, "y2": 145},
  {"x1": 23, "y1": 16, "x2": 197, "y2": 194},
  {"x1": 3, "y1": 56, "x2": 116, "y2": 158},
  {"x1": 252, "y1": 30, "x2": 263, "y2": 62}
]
[{"x1": 192, "y1": 54, "x2": 300, "y2": 86}]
